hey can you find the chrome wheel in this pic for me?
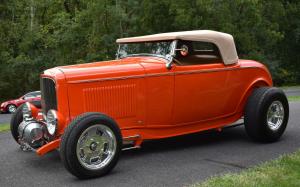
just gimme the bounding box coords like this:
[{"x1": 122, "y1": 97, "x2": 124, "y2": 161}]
[
  {"x1": 267, "y1": 101, "x2": 285, "y2": 131},
  {"x1": 76, "y1": 124, "x2": 117, "y2": 170},
  {"x1": 8, "y1": 105, "x2": 17, "y2": 113}
]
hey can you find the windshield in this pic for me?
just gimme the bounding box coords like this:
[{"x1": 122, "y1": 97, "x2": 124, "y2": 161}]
[{"x1": 117, "y1": 41, "x2": 174, "y2": 59}]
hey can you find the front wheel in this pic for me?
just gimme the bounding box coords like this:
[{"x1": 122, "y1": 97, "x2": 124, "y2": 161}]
[
  {"x1": 60, "y1": 113, "x2": 122, "y2": 179},
  {"x1": 10, "y1": 104, "x2": 24, "y2": 143},
  {"x1": 7, "y1": 104, "x2": 17, "y2": 113},
  {"x1": 244, "y1": 87, "x2": 289, "y2": 142}
]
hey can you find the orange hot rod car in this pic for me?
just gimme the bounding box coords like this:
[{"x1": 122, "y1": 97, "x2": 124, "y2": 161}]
[{"x1": 10, "y1": 30, "x2": 289, "y2": 179}]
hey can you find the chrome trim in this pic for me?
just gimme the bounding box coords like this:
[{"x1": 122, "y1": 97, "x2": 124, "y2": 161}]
[
  {"x1": 76, "y1": 124, "x2": 117, "y2": 170},
  {"x1": 22, "y1": 102, "x2": 32, "y2": 120},
  {"x1": 46, "y1": 110, "x2": 58, "y2": 135},
  {"x1": 18, "y1": 120, "x2": 45, "y2": 149},
  {"x1": 8, "y1": 105, "x2": 17, "y2": 113},
  {"x1": 267, "y1": 100, "x2": 285, "y2": 131},
  {"x1": 40, "y1": 77, "x2": 57, "y2": 115},
  {"x1": 122, "y1": 146, "x2": 141, "y2": 151},
  {"x1": 123, "y1": 134, "x2": 141, "y2": 140}
]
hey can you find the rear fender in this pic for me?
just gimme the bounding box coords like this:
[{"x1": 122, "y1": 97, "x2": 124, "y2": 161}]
[{"x1": 237, "y1": 78, "x2": 272, "y2": 114}]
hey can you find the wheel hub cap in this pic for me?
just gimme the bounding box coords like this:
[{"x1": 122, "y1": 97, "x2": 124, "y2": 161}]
[
  {"x1": 267, "y1": 101, "x2": 284, "y2": 131},
  {"x1": 8, "y1": 105, "x2": 16, "y2": 113},
  {"x1": 76, "y1": 124, "x2": 116, "y2": 170}
]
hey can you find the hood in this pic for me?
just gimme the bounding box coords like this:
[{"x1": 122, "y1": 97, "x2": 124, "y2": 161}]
[{"x1": 57, "y1": 57, "x2": 166, "y2": 83}]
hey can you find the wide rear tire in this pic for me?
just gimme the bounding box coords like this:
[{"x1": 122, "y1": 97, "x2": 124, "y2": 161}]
[
  {"x1": 244, "y1": 87, "x2": 289, "y2": 142},
  {"x1": 60, "y1": 113, "x2": 122, "y2": 179}
]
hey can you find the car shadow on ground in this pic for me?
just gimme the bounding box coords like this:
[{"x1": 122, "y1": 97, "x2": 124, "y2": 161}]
[
  {"x1": 24, "y1": 126, "x2": 250, "y2": 166},
  {"x1": 121, "y1": 126, "x2": 251, "y2": 157},
  {"x1": 13, "y1": 125, "x2": 285, "y2": 184}
]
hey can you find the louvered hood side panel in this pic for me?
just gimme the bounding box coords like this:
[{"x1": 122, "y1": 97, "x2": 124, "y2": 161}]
[{"x1": 67, "y1": 78, "x2": 146, "y2": 129}]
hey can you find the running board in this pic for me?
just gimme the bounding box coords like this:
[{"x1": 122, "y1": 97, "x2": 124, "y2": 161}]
[
  {"x1": 123, "y1": 134, "x2": 141, "y2": 140},
  {"x1": 224, "y1": 123, "x2": 244, "y2": 129},
  {"x1": 122, "y1": 146, "x2": 141, "y2": 151}
]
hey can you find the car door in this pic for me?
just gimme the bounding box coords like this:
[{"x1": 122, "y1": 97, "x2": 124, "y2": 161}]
[{"x1": 172, "y1": 40, "x2": 238, "y2": 125}]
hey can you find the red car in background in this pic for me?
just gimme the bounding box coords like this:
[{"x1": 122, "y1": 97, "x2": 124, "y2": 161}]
[{"x1": 0, "y1": 91, "x2": 41, "y2": 113}]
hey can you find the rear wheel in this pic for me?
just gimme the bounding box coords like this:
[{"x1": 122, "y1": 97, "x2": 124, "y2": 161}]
[
  {"x1": 60, "y1": 113, "x2": 122, "y2": 179},
  {"x1": 244, "y1": 87, "x2": 289, "y2": 142}
]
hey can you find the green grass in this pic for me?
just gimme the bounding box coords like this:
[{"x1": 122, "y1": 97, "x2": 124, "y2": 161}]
[
  {"x1": 192, "y1": 150, "x2": 300, "y2": 187},
  {"x1": 288, "y1": 95, "x2": 300, "y2": 101},
  {"x1": 0, "y1": 124, "x2": 10, "y2": 132},
  {"x1": 280, "y1": 85, "x2": 300, "y2": 89}
]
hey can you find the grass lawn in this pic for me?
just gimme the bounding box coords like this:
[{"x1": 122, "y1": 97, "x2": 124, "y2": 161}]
[
  {"x1": 0, "y1": 124, "x2": 10, "y2": 132},
  {"x1": 288, "y1": 96, "x2": 300, "y2": 102},
  {"x1": 280, "y1": 85, "x2": 300, "y2": 89},
  {"x1": 193, "y1": 150, "x2": 300, "y2": 187}
]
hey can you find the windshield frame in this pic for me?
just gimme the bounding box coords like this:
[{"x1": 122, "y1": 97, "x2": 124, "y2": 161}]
[{"x1": 116, "y1": 40, "x2": 177, "y2": 62}]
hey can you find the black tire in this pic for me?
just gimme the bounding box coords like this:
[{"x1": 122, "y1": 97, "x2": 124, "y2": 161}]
[
  {"x1": 10, "y1": 104, "x2": 24, "y2": 143},
  {"x1": 244, "y1": 87, "x2": 289, "y2": 142},
  {"x1": 10, "y1": 101, "x2": 42, "y2": 143},
  {"x1": 60, "y1": 113, "x2": 122, "y2": 179}
]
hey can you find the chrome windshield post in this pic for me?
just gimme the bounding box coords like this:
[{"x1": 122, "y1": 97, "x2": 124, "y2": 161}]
[
  {"x1": 116, "y1": 44, "x2": 121, "y2": 60},
  {"x1": 166, "y1": 40, "x2": 177, "y2": 70}
]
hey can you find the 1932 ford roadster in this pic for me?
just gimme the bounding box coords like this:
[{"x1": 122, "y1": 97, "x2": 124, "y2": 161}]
[{"x1": 10, "y1": 30, "x2": 289, "y2": 179}]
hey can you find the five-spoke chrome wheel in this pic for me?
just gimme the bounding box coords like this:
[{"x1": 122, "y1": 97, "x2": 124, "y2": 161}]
[
  {"x1": 8, "y1": 105, "x2": 17, "y2": 113},
  {"x1": 76, "y1": 124, "x2": 117, "y2": 170},
  {"x1": 267, "y1": 101, "x2": 284, "y2": 131}
]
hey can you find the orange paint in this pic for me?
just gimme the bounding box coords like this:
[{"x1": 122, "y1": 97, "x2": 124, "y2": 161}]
[
  {"x1": 36, "y1": 57, "x2": 272, "y2": 155},
  {"x1": 36, "y1": 139, "x2": 60, "y2": 156}
]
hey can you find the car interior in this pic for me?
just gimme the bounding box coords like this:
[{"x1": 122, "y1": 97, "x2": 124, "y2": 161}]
[{"x1": 175, "y1": 40, "x2": 223, "y2": 65}]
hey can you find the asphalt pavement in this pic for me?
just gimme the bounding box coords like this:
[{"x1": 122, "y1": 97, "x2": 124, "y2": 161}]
[
  {"x1": 0, "y1": 101, "x2": 299, "y2": 187},
  {"x1": 0, "y1": 113, "x2": 12, "y2": 124},
  {"x1": 283, "y1": 86, "x2": 300, "y2": 96}
]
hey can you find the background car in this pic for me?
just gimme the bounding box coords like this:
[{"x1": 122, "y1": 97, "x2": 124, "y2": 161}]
[{"x1": 0, "y1": 91, "x2": 41, "y2": 113}]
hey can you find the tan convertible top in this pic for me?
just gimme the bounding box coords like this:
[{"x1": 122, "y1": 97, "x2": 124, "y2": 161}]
[{"x1": 116, "y1": 30, "x2": 239, "y2": 65}]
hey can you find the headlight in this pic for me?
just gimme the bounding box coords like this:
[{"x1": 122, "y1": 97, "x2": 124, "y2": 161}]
[
  {"x1": 46, "y1": 110, "x2": 57, "y2": 135},
  {"x1": 22, "y1": 103, "x2": 32, "y2": 119},
  {"x1": 1, "y1": 103, "x2": 4, "y2": 107}
]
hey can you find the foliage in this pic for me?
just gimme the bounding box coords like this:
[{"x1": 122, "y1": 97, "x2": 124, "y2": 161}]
[{"x1": 0, "y1": 0, "x2": 300, "y2": 101}]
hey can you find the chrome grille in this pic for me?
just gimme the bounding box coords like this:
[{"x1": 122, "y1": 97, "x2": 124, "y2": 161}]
[{"x1": 40, "y1": 78, "x2": 57, "y2": 114}]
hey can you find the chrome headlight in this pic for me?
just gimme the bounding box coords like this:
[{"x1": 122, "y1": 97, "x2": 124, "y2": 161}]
[
  {"x1": 22, "y1": 103, "x2": 32, "y2": 119},
  {"x1": 46, "y1": 110, "x2": 57, "y2": 135}
]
